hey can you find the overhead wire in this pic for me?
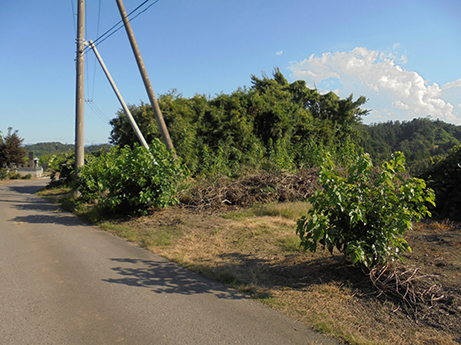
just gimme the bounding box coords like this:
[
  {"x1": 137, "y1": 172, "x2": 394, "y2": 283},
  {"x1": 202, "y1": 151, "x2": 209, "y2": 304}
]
[
  {"x1": 82, "y1": 0, "x2": 162, "y2": 56},
  {"x1": 91, "y1": 0, "x2": 103, "y2": 100},
  {"x1": 70, "y1": 0, "x2": 77, "y2": 33},
  {"x1": 78, "y1": 0, "x2": 162, "y2": 144}
]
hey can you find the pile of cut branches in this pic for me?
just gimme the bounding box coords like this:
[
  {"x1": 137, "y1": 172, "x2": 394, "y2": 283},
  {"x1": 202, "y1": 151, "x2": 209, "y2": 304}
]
[
  {"x1": 179, "y1": 168, "x2": 318, "y2": 211},
  {"x1": 369, "y1": 263, "x2": 447, "y2": 319}
]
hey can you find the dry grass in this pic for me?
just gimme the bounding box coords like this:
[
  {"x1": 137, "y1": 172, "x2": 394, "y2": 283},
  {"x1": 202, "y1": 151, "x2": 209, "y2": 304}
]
[{"x1": 99, "y1": 203, "x2": 460, "y2": 345}]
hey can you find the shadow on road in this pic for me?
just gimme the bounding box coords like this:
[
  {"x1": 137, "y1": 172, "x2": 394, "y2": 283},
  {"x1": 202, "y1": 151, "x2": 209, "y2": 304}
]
[
  {"x1": 103, "y1": 258, "x2": 246, "y2": 300},
  {"x1": 13, "y1": 201, "x2": 60, "y2": 212},
  {"x1": 8, "y1": 184, "x2": 48, "y2": 195},
  {"x1": 10, "y1": 213, "x2": 87, "y2": 227}
]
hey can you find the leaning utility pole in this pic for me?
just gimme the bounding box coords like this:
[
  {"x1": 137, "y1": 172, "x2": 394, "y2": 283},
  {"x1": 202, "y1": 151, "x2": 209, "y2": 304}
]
[
  {"x1": 74, "y1": 0, "x2": 85, "y2": 169},
  {"x1": 115, "y1": 0, "x2": 175, "y2": 153}
]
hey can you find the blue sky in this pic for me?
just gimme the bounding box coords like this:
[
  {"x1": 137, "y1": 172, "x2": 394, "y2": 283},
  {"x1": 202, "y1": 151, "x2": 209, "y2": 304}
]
[{"x1": 1, "y1": 0, "x2": 460, "y2": 145}]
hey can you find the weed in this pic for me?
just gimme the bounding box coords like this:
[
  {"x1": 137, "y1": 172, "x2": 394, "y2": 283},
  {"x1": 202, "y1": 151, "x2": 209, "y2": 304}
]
[{"x1": 277, "y1": 236, "x2": 301, "y2": 252}]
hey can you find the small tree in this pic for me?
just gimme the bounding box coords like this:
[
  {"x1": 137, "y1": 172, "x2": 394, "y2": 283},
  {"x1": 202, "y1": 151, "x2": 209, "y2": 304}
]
[
  {"x1": 0, "y1": 127, "x2": 26, "y2": 167},
  {"x1": 296, "y1": 152, "x2": 435, "y2": 267}
]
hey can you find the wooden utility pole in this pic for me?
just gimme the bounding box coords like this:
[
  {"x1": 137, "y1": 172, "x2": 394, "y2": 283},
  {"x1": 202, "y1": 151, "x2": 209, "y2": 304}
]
[
  {"x1": 75, "y1": 0, "x2": 85, "y2": 169},
  {"x1": 115, "y1": 0, "x2": 175, "y2": 153}
]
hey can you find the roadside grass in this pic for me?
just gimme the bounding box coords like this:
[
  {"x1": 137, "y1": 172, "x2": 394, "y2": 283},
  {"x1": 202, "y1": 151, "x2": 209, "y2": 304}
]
[{"x1": 39, "y1": 187, "x2": 460, "y2": 345}]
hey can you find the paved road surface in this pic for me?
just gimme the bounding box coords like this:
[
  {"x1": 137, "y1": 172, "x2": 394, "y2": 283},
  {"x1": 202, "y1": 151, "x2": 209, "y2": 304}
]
[{"x1": 0, "y1": 179, "x2": 341, "y2": 344}]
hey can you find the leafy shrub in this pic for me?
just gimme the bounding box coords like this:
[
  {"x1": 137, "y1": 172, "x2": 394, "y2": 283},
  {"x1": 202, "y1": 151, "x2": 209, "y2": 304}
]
[
  {"x1": 419, "y1": 145, "x2": 461, "y2": 220},
  {"x1": 0, "y1": 168, "x2": 7, "y2": 180},
  {"x1": 76, "y1": 140, "x2": 184, "y2": 215},
  {"x1": 296, "y1": 152, "x2": 435, "y2": 267},
  {"x1": 7, "y1": 171, "x2": 20, "y2": 180},
  {"x1": 47, "y1": 152, "x2": 75, "y2": 184},
  {"x1": 21, "y1": 173, "x2": 32, "y2": 180}
]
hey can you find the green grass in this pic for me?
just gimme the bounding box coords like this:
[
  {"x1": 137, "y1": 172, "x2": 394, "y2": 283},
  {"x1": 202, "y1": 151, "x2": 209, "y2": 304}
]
[
  {"x1": 276, "y1": 236, "x2": 301, "y2": 252},
  {"x1": 223, "y1": 201, "x2": 311, "y2": 221}
]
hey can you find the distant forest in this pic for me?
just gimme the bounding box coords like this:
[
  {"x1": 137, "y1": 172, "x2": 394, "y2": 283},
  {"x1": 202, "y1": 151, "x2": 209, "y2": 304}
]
[
  {"x1": 23, "y1": 118, "x2": 461, "y2": 176},
  {"x1": 359, "y1": 118, "x2": 461, "y2": 174},
  {"x1": 24, "y1": 142, "x2": 111, "y2": 165}
]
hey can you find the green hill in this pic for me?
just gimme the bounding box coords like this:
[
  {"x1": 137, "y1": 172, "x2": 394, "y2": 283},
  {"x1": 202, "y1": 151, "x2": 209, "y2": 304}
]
[
  {"x1": 24, "y1": 142, "x2": 111, "y2": 158},
  {"x1": 359, "y1": 118, "x2": 461, "y2": 174}
]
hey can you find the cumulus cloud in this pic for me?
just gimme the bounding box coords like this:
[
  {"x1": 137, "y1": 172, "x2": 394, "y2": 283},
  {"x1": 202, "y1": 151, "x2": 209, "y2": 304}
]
[
  {"x1": 276, "y1": 50, "x2": 283, "y2": 56},
  {"x1": 289, "y1": 47, "x2": 461, "y2": 124}
]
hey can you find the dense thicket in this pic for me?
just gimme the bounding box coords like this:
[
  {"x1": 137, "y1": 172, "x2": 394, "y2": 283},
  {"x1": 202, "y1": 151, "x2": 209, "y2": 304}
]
[
  {"x1": 359, "y1": 118, "x2": 461, "y2": 174},
  {"x1": 110, "y1": 69, "x2": 368, "y2": 176},
  {"x1": 419, "y1": 145, "x2": 461, "y2": 220}
]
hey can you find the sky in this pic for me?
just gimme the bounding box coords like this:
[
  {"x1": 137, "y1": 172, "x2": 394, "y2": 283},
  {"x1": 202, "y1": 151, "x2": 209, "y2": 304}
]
[{"x1": 1, "y1": 0, "x2": 460, "y2": 145}]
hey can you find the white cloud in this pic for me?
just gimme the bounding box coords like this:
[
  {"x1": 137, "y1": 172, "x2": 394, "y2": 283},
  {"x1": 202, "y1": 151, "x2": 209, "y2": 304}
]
[
  {"x1": 276, "y1": 50, "x2": 283, "y2": 56},
  {"x1": 288, "y1": 47, "x2": 461, "y2": 125},
  {"x1": 443, "y1": 78, "x2": 461, "y2": 90}
]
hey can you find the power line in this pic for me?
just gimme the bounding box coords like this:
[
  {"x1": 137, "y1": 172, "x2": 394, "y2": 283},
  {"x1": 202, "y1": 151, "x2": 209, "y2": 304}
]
[
  {"x1": 91, "y1": 0, "x2": 103, "y2": 100},
  {"x1": 85, "y1": 99, "x2": 111, "y2": 124},
  {"x1": 70, "y1": 0, "x2": 77, "y2": 33},
  {"x1": 82, "y1": 0, "x2": 162, "y2": 55}
]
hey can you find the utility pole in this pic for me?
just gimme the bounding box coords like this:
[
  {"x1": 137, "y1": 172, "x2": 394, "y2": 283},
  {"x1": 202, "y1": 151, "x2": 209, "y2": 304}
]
[
  {"x1": 115, "y1": 0, "x2": 175, "y2": 153},
  {"x1": 75, "y1": 0, "x2": 85, "y2": 170}
]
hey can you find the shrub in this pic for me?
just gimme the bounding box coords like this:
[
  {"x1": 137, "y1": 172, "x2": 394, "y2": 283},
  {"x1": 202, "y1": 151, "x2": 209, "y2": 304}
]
[
  {"x1": 7, "y1": 171, "x2": 20, "y2": 180},
  {"x1": 419, "y1": 145, "x2": 461, "y2": 220},
  {"x1": 0, "y1": 168, "x2": 7, "y2": 180},
  {"x1": 21, "y1": 173, "x2": 32, "y2": 180},
  {"x1": 76, "y1": 140, "x2": 184, "y2": 215},
  {"x1": 296, "y1": 152, "x2": 435, "y2": 267},
  {"x1": 48, "y1": 152, "x2": 75, "y2": 184}
]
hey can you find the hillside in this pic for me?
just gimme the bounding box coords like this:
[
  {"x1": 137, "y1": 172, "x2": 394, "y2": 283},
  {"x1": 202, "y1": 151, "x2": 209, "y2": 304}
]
[
  {"x1": 359, "y1": 118, "x2": 461, "y2": 174},
  {"x1": 24, "y1": 142, "x2": 111, "y2": 158}
]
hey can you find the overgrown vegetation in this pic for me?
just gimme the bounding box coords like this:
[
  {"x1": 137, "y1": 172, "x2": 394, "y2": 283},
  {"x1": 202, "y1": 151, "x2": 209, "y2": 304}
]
[
  {"x1": 76, "y1": 140, "x2": 183, "y2": 215},
  {"x1": 109, "y1": 69, "x2": 368, "y2": 176},
  {"x1": 419, "y1": 145, "x2": 461, "y2": 220}
]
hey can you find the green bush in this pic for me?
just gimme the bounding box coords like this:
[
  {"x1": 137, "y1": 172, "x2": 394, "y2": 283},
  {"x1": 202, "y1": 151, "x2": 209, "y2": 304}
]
[
  {"x1": 7, "y1": 171, "x2": 20, "y2": 180},
  {"x1": 419, "y1": 145, "x2": 461, "y2": 220},
  {"x1": 21, "y1": 173, "x2": 32, "y2": 180},
  {"x1": 48, "y1": 152, "x2": 75, "y2": 184},
  {"x1": 76, "y1": 140, "x2": 184, "y2": 215},
  {"x1": 296, "y1": 152, "x2": 435, "y2": 267},
  {"x1": 0, "y1": 168, "x2": 7, "y2": 180}
]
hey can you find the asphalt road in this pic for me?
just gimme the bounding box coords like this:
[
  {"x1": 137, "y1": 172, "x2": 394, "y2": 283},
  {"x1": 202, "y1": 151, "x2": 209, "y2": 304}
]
[{"x1": 0, "y1": 179, "x2": 341, "y2": 345}]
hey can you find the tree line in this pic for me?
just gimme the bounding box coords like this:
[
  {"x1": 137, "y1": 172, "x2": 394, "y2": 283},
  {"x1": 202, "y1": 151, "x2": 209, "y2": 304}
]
[
  {"x1": 359, "y1": 118, "x2": 461, "y2": 174},
  {"x1": 110, "y1": 68, "x2": 368, "y2": 176}
]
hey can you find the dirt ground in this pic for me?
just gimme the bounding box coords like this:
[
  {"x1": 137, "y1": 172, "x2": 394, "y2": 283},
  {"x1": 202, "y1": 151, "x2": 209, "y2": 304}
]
[
  {"x1": 104, "y1": 206, "x2": 461, "y2": 345},
  {"x1": 402, "y1": 221, "x2": 461, "y2": 338}
]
